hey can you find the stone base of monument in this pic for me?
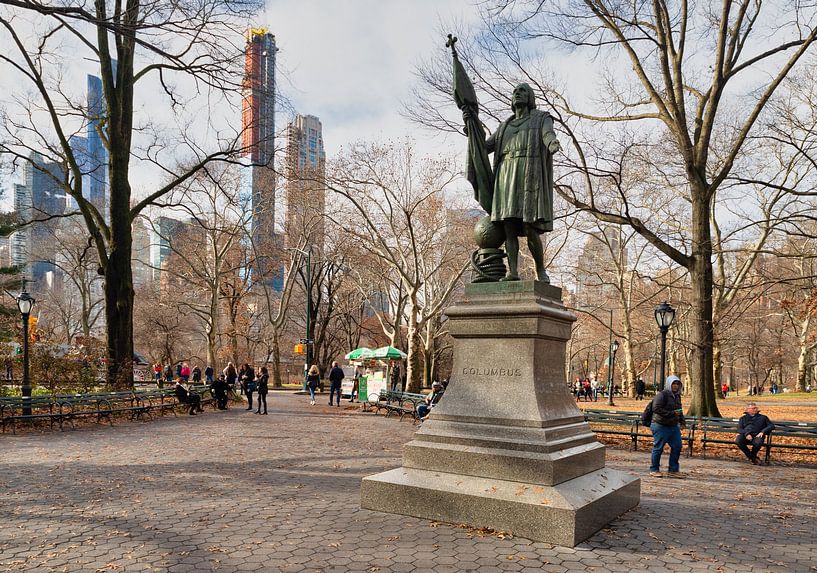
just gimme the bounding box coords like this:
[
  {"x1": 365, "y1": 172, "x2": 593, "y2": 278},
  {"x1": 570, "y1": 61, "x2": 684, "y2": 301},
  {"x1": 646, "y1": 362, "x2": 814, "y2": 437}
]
[{"x1": 360, "y1": 281, "x2": 640, "y2": 546}]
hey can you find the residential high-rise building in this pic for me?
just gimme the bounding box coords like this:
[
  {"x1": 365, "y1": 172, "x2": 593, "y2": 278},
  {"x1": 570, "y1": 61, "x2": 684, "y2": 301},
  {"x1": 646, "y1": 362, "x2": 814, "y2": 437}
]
[
  {"x1": 9, "y1": 183, "x2": 30, "y2": 269},
  {"x1": 149, "y1": 216, "x2": 189, "y2": 284},
  {"x1": 131, "y1": 217, "x2": 152, "y2": 289},
  {"x1": 285, "y1": 114, "x2": 326, "y2": 250},
  {"x1": 86, "y1": 73, "x2": 109, "y2": 217},
  {"x1": 241, "y1": 28, "x2": 277, "y2": 248},
  {"x1": 24, "y1": 154, "x2": 67, "y2": 284}
]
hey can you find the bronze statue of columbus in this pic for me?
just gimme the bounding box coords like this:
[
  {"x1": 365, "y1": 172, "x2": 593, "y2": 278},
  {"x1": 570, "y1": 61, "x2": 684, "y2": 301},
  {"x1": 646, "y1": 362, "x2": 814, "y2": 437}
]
[
  {"x1": 448, "y1": 35, "x2": 560, "y2": 283},
  {"x1": 483, "y1": 83, "x2": 560, "y2": 283}
]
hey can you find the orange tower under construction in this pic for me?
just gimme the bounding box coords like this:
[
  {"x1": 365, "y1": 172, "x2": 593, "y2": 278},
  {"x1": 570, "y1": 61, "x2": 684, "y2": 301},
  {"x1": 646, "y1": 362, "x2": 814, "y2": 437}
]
[{"x1": 242, "y1": 27, "x2": 277, "y2": 249}]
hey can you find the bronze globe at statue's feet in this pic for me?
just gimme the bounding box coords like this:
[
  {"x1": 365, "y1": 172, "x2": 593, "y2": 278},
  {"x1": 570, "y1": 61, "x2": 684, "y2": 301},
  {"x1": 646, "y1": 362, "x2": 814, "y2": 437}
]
[{"x1": 473, "y1": 216, "x2": 505, "y2": 249}]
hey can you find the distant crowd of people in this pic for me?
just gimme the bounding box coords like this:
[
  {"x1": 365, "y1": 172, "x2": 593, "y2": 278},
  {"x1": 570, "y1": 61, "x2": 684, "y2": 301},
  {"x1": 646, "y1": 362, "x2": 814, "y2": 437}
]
[
  {"x1": 572, "y1": 377, "x2": 643, "y2": 401},
  {"x1": 152, "y1": 361, "x2": 269, "y2": 415}
]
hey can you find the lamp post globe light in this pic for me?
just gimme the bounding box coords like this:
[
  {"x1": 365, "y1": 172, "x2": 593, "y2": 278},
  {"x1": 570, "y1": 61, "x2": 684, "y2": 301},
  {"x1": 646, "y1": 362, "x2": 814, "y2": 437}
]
[
  {"x1": 608, "y1": 339, "x2": 620, "y2": 406},
  {"x1": 16, "y1": 290, "x2": 36, "y2": 416},
  {"x1": 654, "y1": 302, "x2": 676, "y2": 391}
]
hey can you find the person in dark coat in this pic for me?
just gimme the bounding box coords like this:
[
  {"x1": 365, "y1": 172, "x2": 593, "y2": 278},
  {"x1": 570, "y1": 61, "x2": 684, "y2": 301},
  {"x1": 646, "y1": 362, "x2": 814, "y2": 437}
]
[
  {"x1": 175, "y1": 379, "x2": 203, "y2": 415},
  {"x1": 212, "y1": 374, "x2": 229, "y2": 410},
  {"x1": 328, "y1": 361, "x2": 345, "y2": 407},
  {"x1": 255, "y1": 366, "x2": 269, "y2": 415},
  {"x1": 224, "y1": 362, "x2": 238, "y2": 394},
  {"x1": 735, "y1": 402, "x2": 775, "y2": 465},
  {"x1": 649, "y1": 375, "x2": 686, "y2": 478},
  {"x1": 191, "y1": 365, "x2": 201, "y2": 384},
  {"x1": 417, "y1": 382, "x2": 445, "y2": 419},
  {"x1": 241, "y1": 363, "x2": 256, "y2": 411},
  {"x1": 204, "y1": 365, "x2": 215, "y2": 385},
  {"x1": 390, "y1": 363, "x2": 401, "y2": 392},
  {"x1": 635, "y1": 378, "x2": 646, "y2": 400}
]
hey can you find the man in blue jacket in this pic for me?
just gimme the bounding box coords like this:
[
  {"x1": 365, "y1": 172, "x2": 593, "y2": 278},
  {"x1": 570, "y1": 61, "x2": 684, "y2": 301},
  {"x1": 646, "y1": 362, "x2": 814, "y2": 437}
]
[
  {"x1": 649, "y1": 375, "x2": 686, "y2": 478},
  {"x1": 735, "y1": 402, "x2": 774, "y2": 465}
]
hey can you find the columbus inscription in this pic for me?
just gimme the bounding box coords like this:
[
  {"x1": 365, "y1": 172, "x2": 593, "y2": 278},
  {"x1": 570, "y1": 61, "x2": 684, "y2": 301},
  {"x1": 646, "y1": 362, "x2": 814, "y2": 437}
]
[{"x1": 462, "y1": 367, "x2": 522, "y2": 377}]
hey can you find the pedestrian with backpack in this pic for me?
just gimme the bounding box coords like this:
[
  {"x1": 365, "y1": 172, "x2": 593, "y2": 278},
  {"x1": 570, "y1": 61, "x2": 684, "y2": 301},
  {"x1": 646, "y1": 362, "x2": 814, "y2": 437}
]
[{"x1": 648, "y1": 375, "x2": 687, "y2": 479}]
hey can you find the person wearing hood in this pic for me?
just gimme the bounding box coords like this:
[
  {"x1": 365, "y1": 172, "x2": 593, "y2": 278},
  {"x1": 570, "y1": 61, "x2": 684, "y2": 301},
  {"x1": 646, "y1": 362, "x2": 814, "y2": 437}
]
[
  {"x1": 649, "y1": 374, "x2": 686, "y2": 478},
  {"x1": 735, "y1": 402, "x2": 774, "y2": 465}
]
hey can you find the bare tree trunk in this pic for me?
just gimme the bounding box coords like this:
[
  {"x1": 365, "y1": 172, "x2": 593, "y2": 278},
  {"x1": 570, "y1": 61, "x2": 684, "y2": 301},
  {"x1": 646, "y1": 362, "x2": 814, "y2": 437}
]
[
  {"x1": 267, "y1": 331, "x2": 280, "y2": 388},
  {"x1": 796, "y1": 320, "x2": 810, "y2": 392},
  {"x1": 713, "y1": 341, "x2": 724, "y2": 397},
  {"x1": 687, "y1": 196, "x2": 720, "y2": 417},
  {"x1": 406, "y1": 313, "x2": 422, "y2": 393}
]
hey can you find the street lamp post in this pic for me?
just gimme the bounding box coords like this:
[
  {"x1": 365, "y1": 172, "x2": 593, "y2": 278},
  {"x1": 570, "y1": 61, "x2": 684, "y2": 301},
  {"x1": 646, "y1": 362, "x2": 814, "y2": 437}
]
[
  {"x1": 16, "y1": 291, "x2": 35, "y2": 415},
  {"x1": 607, "y1": 339, "x2": 619, "y2": 406},
  {"x1": 655, "y1": 302, "x2": 676, "y2": 390}
]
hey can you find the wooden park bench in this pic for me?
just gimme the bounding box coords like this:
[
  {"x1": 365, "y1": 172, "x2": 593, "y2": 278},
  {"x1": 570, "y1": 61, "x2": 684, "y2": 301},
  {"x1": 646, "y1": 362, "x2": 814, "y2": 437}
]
[
  {"x1": 584, "y1": 408, "x2": 696, "y2": 454},
  {"x1": 383, "y1": 391, "x2": 425, "y2": 423},
  {"x1": 695, "y1": 416, "x2": 817, "y2": 464}
]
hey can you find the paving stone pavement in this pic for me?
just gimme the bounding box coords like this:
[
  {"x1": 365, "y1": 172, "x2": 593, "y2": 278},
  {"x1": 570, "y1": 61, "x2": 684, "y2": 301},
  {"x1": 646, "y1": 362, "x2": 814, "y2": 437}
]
[{"x1": 1, "y1": 393, "x2": 815, "y2": 573}]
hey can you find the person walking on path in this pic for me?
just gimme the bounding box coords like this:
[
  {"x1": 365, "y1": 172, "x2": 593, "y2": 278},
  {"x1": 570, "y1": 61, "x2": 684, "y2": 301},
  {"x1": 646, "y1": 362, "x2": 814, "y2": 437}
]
[
  {"x1": 306, "y1": 365, "x2": 320, "y2": 405},
  {"x1": 582, "y1": 378, "x2": 592, "y2": 402},
  {"x1": 735, "y1": 402, "x2": 775, "y2": 465},
  {"x1": 242, "y1": 363, "x2": 256, "y2": 411},
  {"x1": 191, "y1": 365, "x2": 201, "y2": 384},
  {"x1": 164, "y1": 364, "x2": 174, "y2": 384},
  {"x1": 649, "y1": 375, "x2": 687, "y2": 479},
  {"x1": 255, "y1": 366, "x2": 269, "y2": 414},
  {"x1": 204, "y1": 365, "x2": 214, "y2": 385},
  {"x1": 328, "y1": 361, "x2": 345, "y2": 406},
  {"x1": 635, "y1": 378, "x2": 646, "y2": 400}
]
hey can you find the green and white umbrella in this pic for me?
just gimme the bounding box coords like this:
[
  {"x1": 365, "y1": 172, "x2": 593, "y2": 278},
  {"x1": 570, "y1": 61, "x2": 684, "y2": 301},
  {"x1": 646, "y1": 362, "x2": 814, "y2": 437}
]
[
  {"x1": 345, "y1": 347, "x2": 374, "y2": 360},
  {"x1": 370, "y1": 346, "x2": 407, "y2": 360}
]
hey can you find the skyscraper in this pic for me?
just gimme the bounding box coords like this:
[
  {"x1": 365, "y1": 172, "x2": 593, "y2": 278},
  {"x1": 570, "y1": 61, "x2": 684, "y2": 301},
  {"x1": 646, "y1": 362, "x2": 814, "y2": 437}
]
[
  {"x1": 9, "y1": 183, "x2": 30, "y2": 270},
  {"x1": 22, "y1": 154, "x2": 67, "y2": 283},
  {"x1": 285, "y1": 114, "x2": 326, "y2": 251},
  {"x1": 86, "y1": 73, "x2": 109, "y2": 217},
  {"x1": 241, "y1": 28, "x2": 277, "y2": 247}
]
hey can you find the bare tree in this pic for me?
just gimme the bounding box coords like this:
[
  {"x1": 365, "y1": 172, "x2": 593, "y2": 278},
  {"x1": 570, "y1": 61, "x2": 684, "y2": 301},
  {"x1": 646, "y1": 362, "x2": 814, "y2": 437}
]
[
  {"x1": 0, "y1": 0, "x2": 262, "y2": 386},
  {"x1": 409, "y1": 2, "x2": 817, "y2": 415},
  {"x1": 326, "y1": 140, "x2": 470, "y2": 392},
  {"x1": 33, "y1": 216, "x2": 104, "y2": 343}
]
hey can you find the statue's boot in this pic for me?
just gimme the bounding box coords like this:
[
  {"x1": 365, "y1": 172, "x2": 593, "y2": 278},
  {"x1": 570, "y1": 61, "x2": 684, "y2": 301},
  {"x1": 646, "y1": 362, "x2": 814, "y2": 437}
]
[
  {"x1": 536, "y1": 267, "x2": 550, "y2": 284},
  {"x1": 500, "y1": 273, "x2": 520, "y2": 281}
]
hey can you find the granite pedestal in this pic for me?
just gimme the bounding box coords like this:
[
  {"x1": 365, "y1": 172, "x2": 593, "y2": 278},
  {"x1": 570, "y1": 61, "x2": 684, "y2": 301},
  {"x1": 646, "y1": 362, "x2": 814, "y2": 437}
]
[{"x1": 360, "y1": 281, "x2": 640, "y2": 546}]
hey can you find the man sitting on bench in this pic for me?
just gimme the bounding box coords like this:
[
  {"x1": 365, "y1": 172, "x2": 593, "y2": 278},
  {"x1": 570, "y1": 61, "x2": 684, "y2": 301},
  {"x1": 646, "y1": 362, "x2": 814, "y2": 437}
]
[
  {"x1": 736, "y1": 402, "x2": 774, "y2": 465},
  {"x1": 417, "y1": 381, "x2": 444, "y2": 420},
  {"x1": 175, "y1": 379, "x2": 204, "y2": 415}
]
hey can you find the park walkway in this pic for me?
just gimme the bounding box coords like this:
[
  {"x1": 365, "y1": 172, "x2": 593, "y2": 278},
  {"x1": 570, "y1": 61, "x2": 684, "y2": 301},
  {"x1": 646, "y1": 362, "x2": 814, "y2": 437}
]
[{"x1": 1, "y1": 393, "x2": 815, "y2": 573}]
